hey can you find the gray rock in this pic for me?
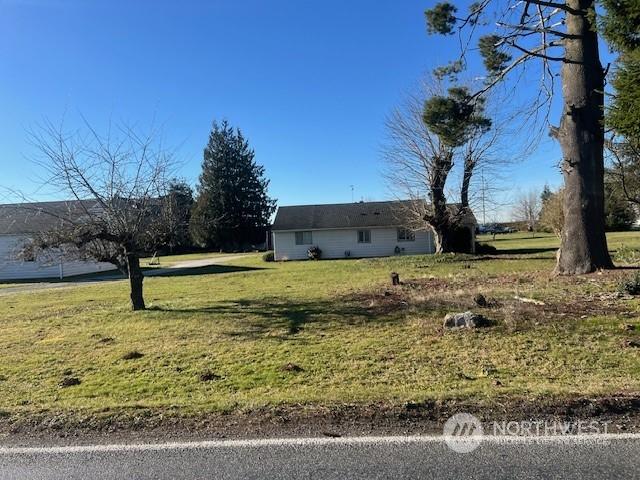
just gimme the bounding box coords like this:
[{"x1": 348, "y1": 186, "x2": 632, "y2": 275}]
[
  {"x1": 443, "y1": 311, "x2": 489, "y2": 329},
  {"x1": 473, "y1": 293, "x2": 487, "y2": 307}
]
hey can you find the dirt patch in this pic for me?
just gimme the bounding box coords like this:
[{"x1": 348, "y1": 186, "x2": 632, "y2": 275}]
[
  {"x1": 58, "y1": 377, "x2": 81, "y2": 388},
  {"x1": 1, "y1": 395, "x2": 640, "y2": 445},
  {"x1": 198, "y1": 371, "x2": 222, "y2": 382},
  {"x1": 121, "y1": 351, "x2": 144, "y2": 360},
  {"x1": 345, "y1": 274, "x2": 637, "y2": 329}
]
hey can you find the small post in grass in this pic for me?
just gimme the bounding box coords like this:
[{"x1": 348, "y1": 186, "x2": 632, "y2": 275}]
[{"x1": 390, "y1": 272, "x2": 400, "y2": 286}]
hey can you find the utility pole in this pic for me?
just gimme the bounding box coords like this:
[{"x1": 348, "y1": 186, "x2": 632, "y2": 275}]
[
  {"x1": 481, "y1": 169, "x2": 486, "y2": 225},
  {"x1": 350, "y1": 185, "x2": 354, "y2": 203}
]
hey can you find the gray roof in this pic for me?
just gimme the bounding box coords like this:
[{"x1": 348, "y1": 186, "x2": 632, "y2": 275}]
[
  {"x1": 272, "y1": 199, "x2": 476, "y2": 231},
  {"x1": 0, "y1": 200, "x2": 100, "y2": 235},
  {"x1": 273, "y1": 200, "x2": 416, "y2": 231}
]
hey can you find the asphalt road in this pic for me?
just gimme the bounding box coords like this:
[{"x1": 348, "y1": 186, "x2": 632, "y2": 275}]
[{"x1": 1, "y1": 435, "x2": 639, "y2": 480}]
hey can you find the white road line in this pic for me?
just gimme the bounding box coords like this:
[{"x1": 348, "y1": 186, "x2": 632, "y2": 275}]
[{"x1": 1, "y1": 433, "x2": 639, "y2": 455}]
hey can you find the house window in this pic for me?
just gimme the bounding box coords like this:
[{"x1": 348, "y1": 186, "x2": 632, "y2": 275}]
[
  {"x1": 397, "y1": 228, "x2": 415, "y2": 242},
  {"x1": 295, "y1": 231, "x2": 313, "y2": 245},
  {"x1": 357, "y1": 230, "x2": 371, "y2": 243}
]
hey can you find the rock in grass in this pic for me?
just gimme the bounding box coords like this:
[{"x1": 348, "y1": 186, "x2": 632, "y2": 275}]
[
  {"x1": 59, "y1": 377, "x2": 81, "y2": 388},
  {"x1": 121, "y1": 350, "x2": 144, "y2": 360},
  {"x1": 473, "y1": 293, "x2": 487, "y2": 307},
  {"x1": 281, "y1": 363, "x2": 304, "y2": 372},
  {"x1": 443, "y1": 311, "x2": 490, "y2": 329},
  {"x1": 621, "y1": 339, "x2": 640, "y2": 349}
]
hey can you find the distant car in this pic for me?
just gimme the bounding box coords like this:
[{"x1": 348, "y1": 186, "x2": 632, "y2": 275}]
[{"x1": 479, "y1": 224, "x2": 516, "y2": 234}]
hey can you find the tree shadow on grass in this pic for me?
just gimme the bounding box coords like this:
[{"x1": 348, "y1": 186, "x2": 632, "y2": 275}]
[
  {"x1": 489, "y1": 247, "x2": 557, "y2": 256},
  {"x1": 480, "y1": 235, "x2": 551, "y2": 242},
  {"x1": 151, "y1": 297, "x2": 391, "y2": 340},
  {"x1": 146, "y1": 264, "x2": 265, "y2": 278}
]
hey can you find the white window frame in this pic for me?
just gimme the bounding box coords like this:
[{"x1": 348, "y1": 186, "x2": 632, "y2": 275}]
[
  {"x1": 295, "y1": 231, "x2": 313, "y2": 245},
  {"x1": 357, "y1": 229, "x2": 371, "y2": 243},
  {"x1": 397, "y1": 228, "x2": 415, "y2": 242}
]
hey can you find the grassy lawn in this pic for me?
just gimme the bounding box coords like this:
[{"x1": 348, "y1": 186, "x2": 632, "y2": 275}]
[
  {"x1": 1, "y1": 233, "x2": 640, "y2": 423},
  {"x1": 478, "y1": 230, "x2": 640, "y2": 257}
]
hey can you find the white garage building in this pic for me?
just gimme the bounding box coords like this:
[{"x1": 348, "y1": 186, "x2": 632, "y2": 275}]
[
  {"x1": 0, "y1": 200, "x2": 116, "y2": 281},
  {"x1": 271, "y1": 200, "x2": 444, "y2": 261}
]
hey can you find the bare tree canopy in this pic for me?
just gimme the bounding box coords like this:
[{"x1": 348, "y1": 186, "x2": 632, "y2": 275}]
[
  {"x1": 24, "y1": 119, "x2": 180, "y2": 310},
  {"x1": 606, "y1": 137, "x2": 640, "y2": 207},
  {"x1": 384, "y1": 78, "x2": 512, "y2": 253},
  {"x1": 512, "y1": 189, "x2": 541, "y2": 237}
]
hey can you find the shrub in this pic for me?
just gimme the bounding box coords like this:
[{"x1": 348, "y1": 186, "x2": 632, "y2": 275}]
[
  {"x1": 262, "y1": 251, "x2": 275, "y2": 262},
  {"x1": 618, "y1": 272, "x2": 640, "y2": 295},
  {"x1": 475, "y1": 242, "x2": 497, "y2": 254},
  {"x1": 307, "y1": 246, "x2": 322, "y2": 260}
]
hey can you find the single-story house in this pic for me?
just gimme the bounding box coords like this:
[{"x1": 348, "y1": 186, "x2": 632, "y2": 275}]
[
  {"x1": 271, "y1": 199, "x2": 477, "y2": 261},
  {"x1": 0, "y1": 200, "x2": 117, "y2": 281}
]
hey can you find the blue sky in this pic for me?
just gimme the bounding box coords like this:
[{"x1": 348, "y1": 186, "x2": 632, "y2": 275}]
[{"x1": 0, "y1": 0, "x2": 566, "y2": 217}]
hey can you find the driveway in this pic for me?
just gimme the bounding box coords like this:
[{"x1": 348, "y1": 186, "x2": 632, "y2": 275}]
[
  {"x1": 1, "y1": 434, "x2": 638, "y2": 480},
  {"x1": 0, "y1": 254, "x2": 252, "y2": 296},
  {"x1": 144, "y1": 255, "x2": 250, "y2": 276}
]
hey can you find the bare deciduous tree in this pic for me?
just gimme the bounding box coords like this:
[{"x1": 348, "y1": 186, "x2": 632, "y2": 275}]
[
  {"x1": 23, "y1": 119, "x2": 179, "y2": 310},
  {"x1": 606, "y1": 136, "x2": 640, "y2": 206},
  {"x1": 540, "y1": 188, "x2": 565, "y2": 238},
  {"x1": 512, "y1": 189, "x2": 541, "y2": 237},
  {"x1": 384, "y1": 79, "x2": 511, "y2": 253}
]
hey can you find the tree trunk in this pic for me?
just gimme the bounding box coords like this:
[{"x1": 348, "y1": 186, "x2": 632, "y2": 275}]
[
  {"x1": 126, "y1": 254, "x2": 146, "y2": 311},
  {"x1": 555, "y1": 0, "x2": 613, "y2": 274},
  {"x1": 427, "y1": 150, "x2": 456, "y2": 253},
  {"x1": 431, "y1": 222, "x2": 458, "y2": 253},
  {"x1": 460, "y1": 154, "x2": 474, "y2": 209}
]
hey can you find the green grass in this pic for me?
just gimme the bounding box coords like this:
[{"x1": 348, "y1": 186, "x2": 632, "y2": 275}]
[
  {"x1": 1, "y1": 234, "x2": 640, "y2": 421},
  {"x1": 478, "y1": 230, "x2": 640, "y2": 257}
]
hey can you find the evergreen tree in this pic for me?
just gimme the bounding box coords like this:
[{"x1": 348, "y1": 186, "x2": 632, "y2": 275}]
[
  {"x1": 601, "y1": 2, "x2": 640, "y2": 215},
  {"x1": 540, "y1": 184, "x2": 553, "y2": 204},
  {"x1": 602, "y1": 0, "x2": 640, "y2": 147},
  {"x1": 163, "y1": 179, "x2": 194, "y2": 253},
  {"x1": 190, "y1": 121, "x2": 276, "y2": 250}
]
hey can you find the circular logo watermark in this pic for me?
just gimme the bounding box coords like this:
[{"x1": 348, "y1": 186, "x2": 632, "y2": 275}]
[{"x1": 443, "y1": 413, "x2": 484, "y2": 453}]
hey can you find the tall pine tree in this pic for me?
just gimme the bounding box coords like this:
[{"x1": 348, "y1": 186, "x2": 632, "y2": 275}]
[
  {"x1": 602, "y1": 0, "x2": 640, "y2": 147},
  {"x1": 190, "y1": 121, "x2": 276, "y2": 250}
]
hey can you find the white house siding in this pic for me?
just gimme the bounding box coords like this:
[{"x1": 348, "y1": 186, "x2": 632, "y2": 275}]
[
  {"x1": 273, "y1": 227, "x2": 434, "y2": 261},
  {"x1": 0, "y1": 234, "x2": 116, "y2": 281}
]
